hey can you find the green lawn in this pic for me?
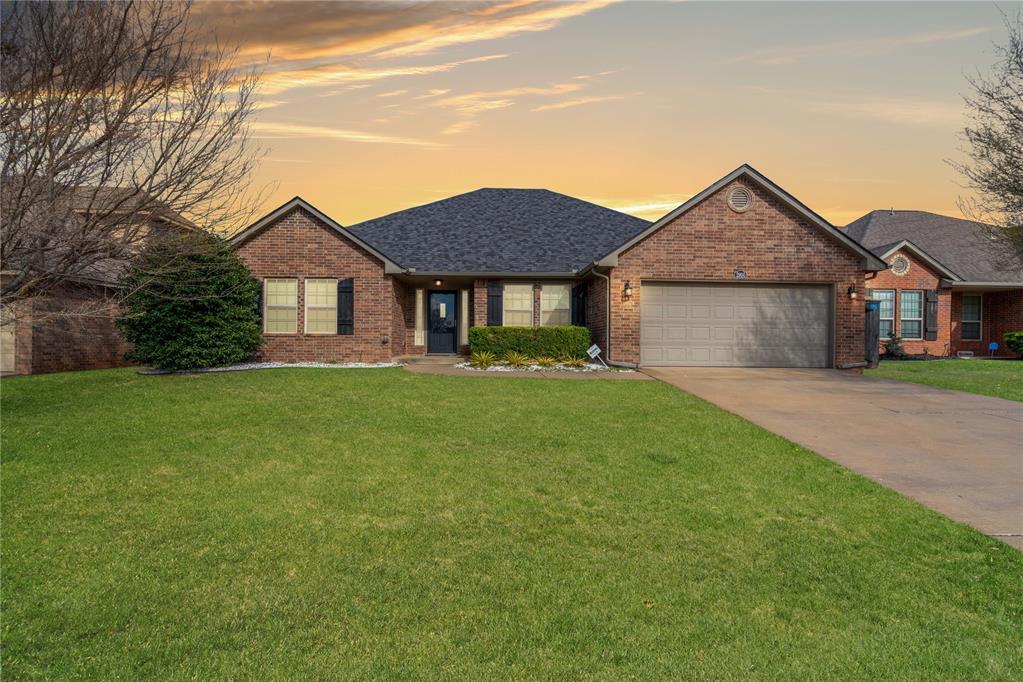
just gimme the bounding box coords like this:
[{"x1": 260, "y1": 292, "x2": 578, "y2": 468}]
[
  {"x1": 2, "y1": 368, "x2": 1020, "y2": 679},
  {"x1": 866, "y1": 358, "x2": 1023, "y2": 402}
]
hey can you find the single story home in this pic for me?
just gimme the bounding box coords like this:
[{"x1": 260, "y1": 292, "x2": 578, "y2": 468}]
[
  {"x1": 844, "y1": 211, "x2": 1023, "y2": 357},
  {"x1": 232, "y1": 164, "x2": 887, "y2": 368}
]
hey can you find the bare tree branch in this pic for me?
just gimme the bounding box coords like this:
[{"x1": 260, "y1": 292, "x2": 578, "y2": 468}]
[
  {"x1": 1, "y1": 0, "x2": 270, "y2": 320},
  {"x1": 951, "y1": 9, "x2": 1023, "y2": 266}
]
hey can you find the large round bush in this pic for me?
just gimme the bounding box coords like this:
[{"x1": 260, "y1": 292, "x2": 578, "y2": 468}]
[{"x1": 118, "y1": 234, "x2": 261, "y2": 370}]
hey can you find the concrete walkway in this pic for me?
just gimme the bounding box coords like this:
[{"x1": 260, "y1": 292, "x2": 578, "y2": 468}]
[{"x1": 643, "y1": 367, "x2": 1023, "y2": 549}]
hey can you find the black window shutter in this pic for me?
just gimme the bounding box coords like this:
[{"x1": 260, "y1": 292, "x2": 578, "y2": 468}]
[
  {"x1": 254, "y1": 277, "x2": 263, "y2": 325},
  {"x1": 487, "y1": 281, "x2": 503, "y2": 326},
  {"x1": 571, "y1": 283, "x2": 587, "y2": 327},
  {"x1": 924, "y1": 290, "x2": 938, "y2": 341},
  {"x1": 338, "y1": 278, "x2": 354, "y2": 335}
]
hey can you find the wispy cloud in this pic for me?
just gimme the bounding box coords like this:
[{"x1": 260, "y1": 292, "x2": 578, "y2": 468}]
[
  {"x1": 744, "y1": 85, "x2": 963, "y2": 127},
  {"x1": 586, "y1": 195, "x2": 689, "y2": 220},
  {"x1": 251, "y1": 121, "x2": 441, "y2": 148},
  {"x1": 531, "y1": 93, "x2": 635, "y2": 112},
  {"x1": 199, "y1": 1, "x2": 613, "y2": 96},
  {"x1": 805, "y1": 95, "x2": 963, "y2": 126},
  {"x1": 415, "y1": 89, "x2": 452, "y2": 99},
  {"x1": 726, "y1": 26, "x2": 990, "y2": 66},
  {"x1": 375, "y1": 0, "x2": 616, "y2": 58},
  {"x1": 378, "y1": 90, "x2": 408, "y2": 98},
  {"x1": 257, "y1": 54, "x2": 509, "y2": 95},
  {"x1": 433, "y1": 81, "x2": 585, "y2": 133}
]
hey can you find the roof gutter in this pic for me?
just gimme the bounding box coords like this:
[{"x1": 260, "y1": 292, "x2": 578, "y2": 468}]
[
  {"x1": 401, "y1": 270, "x2": 581, "y2": 278},
  {"x1": 944, "y1": 281, "x2": 1023, "y2": 290}
]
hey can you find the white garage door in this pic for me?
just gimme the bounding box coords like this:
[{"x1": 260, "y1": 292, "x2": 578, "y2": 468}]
[{"x1": 640, "y1": 283, "x2": 831, "y2": 367}]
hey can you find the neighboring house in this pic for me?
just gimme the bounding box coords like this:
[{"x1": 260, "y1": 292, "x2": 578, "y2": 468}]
[
  {"x1": 1, "y1": 187, "x2": 193, "y2": 375},
  {"x1": 232, "y1": 164, "x2": 885, "y2": 368},
  {"x1": 844, "y1": 211, "x2": 1023, "y2": 357}
]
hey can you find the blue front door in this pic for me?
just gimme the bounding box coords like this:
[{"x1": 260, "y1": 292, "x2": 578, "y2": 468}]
[{"x1": 428, "y1": 291, "x2": 457, "y2": 353}]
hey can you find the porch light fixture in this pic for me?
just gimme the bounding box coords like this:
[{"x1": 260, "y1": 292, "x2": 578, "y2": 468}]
[
  {"x1": 623, "y1": 281, "x2": 633, "y2": 299},
  {"x1": 433, "y1": 279, "x2": 443, "y2": 287},
  {"x1": 847, "y1": 286, "x2": 857, "y2": 300}
]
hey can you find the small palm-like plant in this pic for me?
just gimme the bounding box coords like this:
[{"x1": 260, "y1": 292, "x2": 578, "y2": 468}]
[
  {"x1": 535, "y1": 356, "x2": 557, "y2": 368},
  {"x1": 504, "y1": 351, "x2": 532, "y2": 367},
  {"x1": 560, "y1": 356, "x2": 586, "y2": 368},
  {"x1": 470, "y1": 350, "x2": 497, "y2": 368}
]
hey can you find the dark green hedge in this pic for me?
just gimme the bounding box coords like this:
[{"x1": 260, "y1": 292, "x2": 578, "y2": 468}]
[
  {"x1": 469, "y1": 325, "x2": 590, "y2": 359},
  {"x1": 1005, "y1": 331, "x2": 1023, "y2": 356}
]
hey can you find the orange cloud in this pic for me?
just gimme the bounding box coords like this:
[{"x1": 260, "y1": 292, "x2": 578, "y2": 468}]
[
  {"x1": 256, "y1": 54, "x2": 508, "y2": 95},
  {"x1": 531, "y1": 93, "x2": 634, "y2": 112},
  {"x1": 250, "y1": 121, "x2": 441, "y2": 147}
]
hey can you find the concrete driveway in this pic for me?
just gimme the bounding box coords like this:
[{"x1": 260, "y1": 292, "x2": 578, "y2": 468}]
[{"x1": 643, "y1": 367, "x2": 1023, "y2": 550}]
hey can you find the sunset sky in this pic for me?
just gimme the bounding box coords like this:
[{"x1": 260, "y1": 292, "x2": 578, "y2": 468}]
[{"x1": 197, "y1": 1, "x2": 1012, "y2": 227}]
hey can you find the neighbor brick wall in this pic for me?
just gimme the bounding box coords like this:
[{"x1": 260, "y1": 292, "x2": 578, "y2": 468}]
[
  {"x1": 235, "y1": 207, "x2": 397, "y2": 363},
  {"x1": 864, "y1": 249, "x2": 952, "y2": 356},
  {"x1": 609, "y1": 180, "x2": 868, "y2": 367},
  {"x1": 26, "y1": 285, "x2": 132, "y2": 374},
  {"x1": 951, "y1": 289, "x2": 1023, "y2": 357}
]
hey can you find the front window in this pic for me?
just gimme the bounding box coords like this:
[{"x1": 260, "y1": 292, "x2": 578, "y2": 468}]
[
  {"x1": 305, "y1": 279, "x2": 338, "y2": 334},
  {"x1": 540, "y1": 284, "x2": 571, "y2": 326},
  {"x1": 874, "y1": 289, "x2": 895, "y2": 339},
  {"x1": 264, "y1": 279, "x2": 298, "y2": 334},
  {"x1": 961, "y1": 294, "x2": 982, "y2": 341},
  {"x1": 503, "y1": 284, "x2": 533, "y2": 326},
  {"x1": 900, "y1": 290, "x2": 923, "y2": 339}
]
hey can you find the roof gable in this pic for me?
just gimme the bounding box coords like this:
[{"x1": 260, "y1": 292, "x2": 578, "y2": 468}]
[
  {"x1": 875, "y1": 239, "x2": 961, "y2": 281},
  {"x1": 230, "y1": 197, "x2": 404, "y2": 273},
  {"x1": 843, "y1": 210, "x2": 1023, "y2": 284},
  {"x1": 593, "y1": 164, "x2": 886, "y2": 271}
]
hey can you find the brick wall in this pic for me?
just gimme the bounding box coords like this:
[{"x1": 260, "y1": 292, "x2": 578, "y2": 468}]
[
  {"x1": 609, "y1": 180, "x2": 867, "y2": 367},
  {"x1": 952, "y1": 289, "x2": 1023, "y2": 357},
  {"x1": 235, "y1": 207, "x2": 397, "y2": 363},
  {"x1": 864, "y1": 249, "x2": 952, "y2": 356},
  {"x1": 25, "y1": 285, "x2": 133, "y2": 374}
]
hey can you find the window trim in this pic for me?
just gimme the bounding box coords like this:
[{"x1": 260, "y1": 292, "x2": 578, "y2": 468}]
[
  {"x1": 961, "y1": 294, "x2": 982, "y2": 341},
  {"x1": 539, "y1": 283, "x2": 571, "y2": 327},
  {"x1": 874, "y1": 289, "x2": 895, "y2": 339},
  {"x1": 304, "y1": 278, "x2": 339, "y2": 335},
  {"x1": 503, "y1": 283, "x2": 534, "y2": 327},
  {"x1": 263, "y1": 278, "x2": 298, "y2": 335},
  {"x1": 900, "y1": 290, "x2": 923, "y2": 340}
]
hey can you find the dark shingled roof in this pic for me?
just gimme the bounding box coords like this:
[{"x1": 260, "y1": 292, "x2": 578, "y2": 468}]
[
  {"x1": 347, "y1": 188, "x2": 651, "y2": 273},
  {"x1": 844, "y1": 210, "x2": 1023, "y2": 283}
]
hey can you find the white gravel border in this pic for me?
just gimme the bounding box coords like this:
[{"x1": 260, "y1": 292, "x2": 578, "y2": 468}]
[
  {"x1": 140, "y1": 361, "x2": 404, "y2": 374},
  {"x1": 202, "y1": 361, "x2": 403, "y2": 372},
  {"x1": 455, "y1": 362, "x2": 630, "y2": 373}
]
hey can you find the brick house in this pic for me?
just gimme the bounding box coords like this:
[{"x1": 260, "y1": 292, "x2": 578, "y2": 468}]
[
  {"x1": 1, "y1": 188, "x2": 194, "y2": 375},
  {"x1": 844, "y1": 211, "x2": 1023, "y2": 357},
  {"x1": 233, "y1": 165, "x2": 887, "y2": 369}
]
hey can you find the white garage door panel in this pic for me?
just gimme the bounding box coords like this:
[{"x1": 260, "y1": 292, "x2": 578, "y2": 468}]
[{"x1": 641, "y1": 283, "x2": 831, "y2": 367}]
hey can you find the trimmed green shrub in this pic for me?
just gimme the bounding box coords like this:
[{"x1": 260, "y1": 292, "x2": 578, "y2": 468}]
[
  {"x1": 882, "y1": 336, "x2": 906, "y2": 359},
  {"x1": 1005, "y1": 331, "x2": 1023, "y2": 357},
  {"x1": 118, "y1": 233, "x2": 262, "y2": 371},
  {"x1": 469, "y1": 325, "x2": 590, "y2": 359}
]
